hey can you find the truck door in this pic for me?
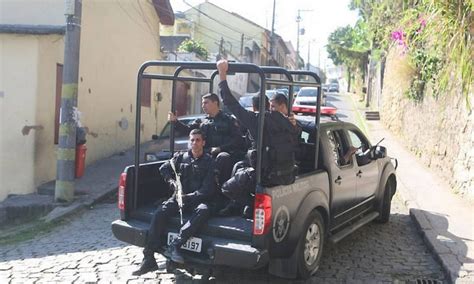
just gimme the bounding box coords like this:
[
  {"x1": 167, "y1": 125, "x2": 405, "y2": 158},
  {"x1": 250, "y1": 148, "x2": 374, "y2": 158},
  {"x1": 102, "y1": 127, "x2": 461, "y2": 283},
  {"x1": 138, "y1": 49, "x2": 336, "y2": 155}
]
[
  {"x1": 325, "y1": 129, "x2": 358, "y2": 220},
  {"x1": 346, "y1": 129, "x2": 379, "y2": 203}
]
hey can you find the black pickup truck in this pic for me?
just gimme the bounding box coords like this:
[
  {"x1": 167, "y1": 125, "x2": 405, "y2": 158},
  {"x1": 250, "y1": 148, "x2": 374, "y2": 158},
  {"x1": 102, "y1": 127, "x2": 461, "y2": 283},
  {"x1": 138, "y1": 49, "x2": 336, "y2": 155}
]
[{"x1": 111, "y1": 62, "x2": 397, "y2": 279}]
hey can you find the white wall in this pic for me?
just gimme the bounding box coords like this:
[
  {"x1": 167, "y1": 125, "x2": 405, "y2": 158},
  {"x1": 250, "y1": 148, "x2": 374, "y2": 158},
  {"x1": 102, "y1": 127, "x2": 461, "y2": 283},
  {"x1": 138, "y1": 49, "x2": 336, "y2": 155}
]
[
  {"x1": 0, "y1": 34, "x2": 40, "y2": 200},
  {"x1": 0, "y1": 0, "x2": 65, "y2": 25}
]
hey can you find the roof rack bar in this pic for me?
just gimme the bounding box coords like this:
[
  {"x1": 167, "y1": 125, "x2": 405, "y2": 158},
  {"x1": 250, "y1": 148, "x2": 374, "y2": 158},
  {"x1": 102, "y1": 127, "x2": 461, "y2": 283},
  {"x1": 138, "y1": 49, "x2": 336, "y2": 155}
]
[
  {"x1": 289, "y1": 70, "x2": 322, "y2": 170},
  {"x1": 142, "y1": 73, "x2": 212, "y2": 83}
]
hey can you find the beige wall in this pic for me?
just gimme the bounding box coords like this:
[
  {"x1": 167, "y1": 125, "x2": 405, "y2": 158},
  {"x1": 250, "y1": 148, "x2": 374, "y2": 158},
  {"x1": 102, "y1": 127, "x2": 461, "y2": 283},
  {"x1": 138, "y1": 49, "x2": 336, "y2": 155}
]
[
  {"x1": 0, "y1": 34, "x2": 63, "y2": 201},
  {"x1": 0, "y1": 0, "x2": 169, "y2": 201},
  {"x1": 77, "y1": 0, "x2": 163, "y2": 163}
]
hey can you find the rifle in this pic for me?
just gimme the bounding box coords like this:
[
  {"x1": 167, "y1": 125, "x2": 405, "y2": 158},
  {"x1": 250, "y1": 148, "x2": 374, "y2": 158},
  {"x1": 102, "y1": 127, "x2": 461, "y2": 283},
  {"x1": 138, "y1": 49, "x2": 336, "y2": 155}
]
[{"x1": 170, "y1": 157, "x2": 184, "y2": 226}]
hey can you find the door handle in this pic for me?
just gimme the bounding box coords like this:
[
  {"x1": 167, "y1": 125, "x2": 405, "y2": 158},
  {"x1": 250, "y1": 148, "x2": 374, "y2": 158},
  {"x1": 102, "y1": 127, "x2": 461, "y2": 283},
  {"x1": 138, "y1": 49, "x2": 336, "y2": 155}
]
[
  {"x1": 335, "y1": 176, "x2": 342, "y2": 185},
  {"x1": 356, "y1": 170, "x2": 362, "y2": 178}
]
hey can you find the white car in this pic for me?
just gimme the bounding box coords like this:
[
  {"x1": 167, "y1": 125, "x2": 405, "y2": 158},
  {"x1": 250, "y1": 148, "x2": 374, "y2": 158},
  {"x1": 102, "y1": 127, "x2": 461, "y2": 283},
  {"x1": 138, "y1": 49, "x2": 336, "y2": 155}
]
[{"x1": 292, "y1": 87, "x2": 326, "y2": 115}]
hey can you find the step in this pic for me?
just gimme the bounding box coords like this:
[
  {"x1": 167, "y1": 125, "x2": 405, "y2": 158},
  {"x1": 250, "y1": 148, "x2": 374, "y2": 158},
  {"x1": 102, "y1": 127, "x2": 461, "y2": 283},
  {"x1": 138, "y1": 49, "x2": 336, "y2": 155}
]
[
  {"x1": 365, "y1": 111, "x2": 380, "y2": 120},
  {"x1": 328, "y1": 211, "x2": 379, "y2": 244}
]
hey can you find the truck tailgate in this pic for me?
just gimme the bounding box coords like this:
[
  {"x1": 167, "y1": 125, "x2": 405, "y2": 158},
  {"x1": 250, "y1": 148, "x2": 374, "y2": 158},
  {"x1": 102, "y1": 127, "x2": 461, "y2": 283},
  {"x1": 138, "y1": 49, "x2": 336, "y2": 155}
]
[{"x1": 129, "y1": 205, "x2": 253, "y2": 242}]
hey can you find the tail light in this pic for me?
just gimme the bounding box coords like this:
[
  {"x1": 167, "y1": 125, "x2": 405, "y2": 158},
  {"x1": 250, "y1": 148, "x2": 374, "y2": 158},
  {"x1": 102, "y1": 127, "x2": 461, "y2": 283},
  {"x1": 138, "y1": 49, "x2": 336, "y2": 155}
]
[
  {"x1": 118, "y1": 172, "x2": 127, "y2": 211},
  {"x1": 253, "y1": 193, "x2": 272, "y2": 235}
]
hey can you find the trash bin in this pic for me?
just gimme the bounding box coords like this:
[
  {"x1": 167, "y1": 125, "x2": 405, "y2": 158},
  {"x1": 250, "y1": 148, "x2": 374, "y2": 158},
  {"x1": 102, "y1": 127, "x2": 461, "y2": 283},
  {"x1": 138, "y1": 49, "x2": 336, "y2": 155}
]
[{"x1": 75, "y1": 144, "x2": 87, "y2": 178}]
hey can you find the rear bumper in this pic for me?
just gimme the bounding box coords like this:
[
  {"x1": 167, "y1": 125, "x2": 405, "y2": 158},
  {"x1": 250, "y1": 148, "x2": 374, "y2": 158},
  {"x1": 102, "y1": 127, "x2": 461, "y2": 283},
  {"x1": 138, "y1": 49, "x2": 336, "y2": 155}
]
[{"x1": 111, "y1": 219, "x2": 269, "y2": 270}]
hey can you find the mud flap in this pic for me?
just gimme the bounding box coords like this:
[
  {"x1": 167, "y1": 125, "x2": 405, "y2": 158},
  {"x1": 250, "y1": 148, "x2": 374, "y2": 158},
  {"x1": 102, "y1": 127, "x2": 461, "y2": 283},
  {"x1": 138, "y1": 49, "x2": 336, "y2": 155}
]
[{"x1": 268, "y1": 249, "x2": 298, "y2": 279}]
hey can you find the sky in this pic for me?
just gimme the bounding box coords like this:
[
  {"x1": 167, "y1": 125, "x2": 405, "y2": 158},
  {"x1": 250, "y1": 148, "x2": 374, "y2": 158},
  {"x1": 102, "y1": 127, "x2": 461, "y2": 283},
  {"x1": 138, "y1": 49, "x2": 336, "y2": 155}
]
[{"x1": 170, "y1": 0, "x2": 359, "y2": 69}]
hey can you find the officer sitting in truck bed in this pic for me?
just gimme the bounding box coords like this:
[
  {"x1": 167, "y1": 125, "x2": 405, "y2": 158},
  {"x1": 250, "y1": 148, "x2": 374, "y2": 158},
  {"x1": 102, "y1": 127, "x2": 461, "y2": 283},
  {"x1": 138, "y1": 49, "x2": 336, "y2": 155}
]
[
  {"x1": 168, "y1": 93, "x2": 245, "y2": 186},
  {"x1": 133, "y1": 129, "x2": 217, "y2": 275}
]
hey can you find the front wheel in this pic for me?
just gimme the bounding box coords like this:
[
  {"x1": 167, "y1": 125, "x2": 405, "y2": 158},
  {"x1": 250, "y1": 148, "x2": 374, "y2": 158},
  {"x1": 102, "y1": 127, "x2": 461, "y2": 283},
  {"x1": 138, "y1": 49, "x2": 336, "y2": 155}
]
[
  {"x1": 297, "y1": 210, "x2": 325, "y2": 279},
  {"x1": 375, "y1": 180, "x2": 393, "y2": 223}
]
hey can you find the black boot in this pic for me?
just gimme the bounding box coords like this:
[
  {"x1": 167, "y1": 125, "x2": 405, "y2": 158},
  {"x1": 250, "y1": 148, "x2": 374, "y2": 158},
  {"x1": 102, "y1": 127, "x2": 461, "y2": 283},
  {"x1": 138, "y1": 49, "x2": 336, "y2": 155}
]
[
  {"x1": 167, "y1": 239, "x2": 185, "y2": 264},
  {"x1": 132, "y1": 255, "x2": 158, "y2": 276},
  {"x1": 218, "y1": 201, "x2": 241, "y2": 217}
]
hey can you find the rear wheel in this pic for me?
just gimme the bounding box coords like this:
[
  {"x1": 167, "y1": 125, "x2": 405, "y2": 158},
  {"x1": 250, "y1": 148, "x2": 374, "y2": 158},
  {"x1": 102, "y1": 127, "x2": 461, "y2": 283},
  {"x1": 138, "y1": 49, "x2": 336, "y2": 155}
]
[
  {"x1": 375, "y1": 180, "x2": 393, "y2": 223},
  {"x1": 297, "y1": 210, "x2": 325, "y2": 279}
]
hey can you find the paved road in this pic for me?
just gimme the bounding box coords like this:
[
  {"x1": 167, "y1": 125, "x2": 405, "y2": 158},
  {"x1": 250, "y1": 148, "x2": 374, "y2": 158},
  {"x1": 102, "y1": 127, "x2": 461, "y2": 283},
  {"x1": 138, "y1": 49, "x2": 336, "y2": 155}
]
[{"x1": 0, "y1": 192, "x2": 446, "y2": 283}]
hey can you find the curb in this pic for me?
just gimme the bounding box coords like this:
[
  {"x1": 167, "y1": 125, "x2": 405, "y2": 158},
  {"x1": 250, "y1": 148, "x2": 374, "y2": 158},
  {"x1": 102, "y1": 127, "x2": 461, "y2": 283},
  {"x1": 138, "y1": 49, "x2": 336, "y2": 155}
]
[{"x1": 43, "y1": 186, "x2": 117, "y2": 223}]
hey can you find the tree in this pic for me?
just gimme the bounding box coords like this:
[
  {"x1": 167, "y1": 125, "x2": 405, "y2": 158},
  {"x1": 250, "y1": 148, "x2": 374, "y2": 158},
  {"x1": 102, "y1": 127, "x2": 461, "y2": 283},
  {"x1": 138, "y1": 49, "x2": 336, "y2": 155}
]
[
  {"x1": 326, "y1": 23, "x2": 370, "y2": 91},
  {"x1": 178, "y1": 39, "x2": 209, "y2": 60}
]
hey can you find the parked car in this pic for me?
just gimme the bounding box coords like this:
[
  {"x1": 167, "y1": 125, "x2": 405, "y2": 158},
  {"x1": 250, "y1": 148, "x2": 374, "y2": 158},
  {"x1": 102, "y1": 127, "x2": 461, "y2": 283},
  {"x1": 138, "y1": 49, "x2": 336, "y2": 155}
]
[
  {"x1": 328, "y1": 83, "x2": 339, "y2": 93},
  {"x1": 238, "y1": 95, "x2": 254, "y2": 111},
  {"x1": 322, "y1": 84, "x2": 329, "y2": 92},
  {"x1": 292, "y1": 87, "x2": 327, "y2": 115},
  {"x1": 143, "y1": 114, "x2": 204, "y2": 162}
]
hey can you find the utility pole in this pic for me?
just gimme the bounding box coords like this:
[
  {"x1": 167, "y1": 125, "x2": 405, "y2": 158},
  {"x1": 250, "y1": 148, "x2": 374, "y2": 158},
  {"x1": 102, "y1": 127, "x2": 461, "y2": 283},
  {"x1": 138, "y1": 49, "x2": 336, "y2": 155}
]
[
  {"x1": 269, "y1": 0, "x2": 276, "y2": 66},
  {"x1": 240, "y1": 33, "x2": 244, "y2": 60},
  {"x1": 219, "y1": 37, "x2": 224, "y2": 59},
  {"x1": 55, "y1": 0, "x2": 82, "y2": 202},
  {"x1": 296, "y1": 10, "x2": 301, "y2": 68},
  {"x1": 307, "y1": 40, "x2": 311, "y2": 70},
  {"x1": 296, "y1": 9, "x2": 312, "y2": 69}
]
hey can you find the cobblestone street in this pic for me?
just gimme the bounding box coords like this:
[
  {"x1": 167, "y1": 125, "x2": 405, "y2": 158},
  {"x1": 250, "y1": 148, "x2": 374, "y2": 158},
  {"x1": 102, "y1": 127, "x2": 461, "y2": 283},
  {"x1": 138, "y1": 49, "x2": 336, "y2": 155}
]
[{"x1": 0, "y1": 193, "x2": 446, "y2": 283}]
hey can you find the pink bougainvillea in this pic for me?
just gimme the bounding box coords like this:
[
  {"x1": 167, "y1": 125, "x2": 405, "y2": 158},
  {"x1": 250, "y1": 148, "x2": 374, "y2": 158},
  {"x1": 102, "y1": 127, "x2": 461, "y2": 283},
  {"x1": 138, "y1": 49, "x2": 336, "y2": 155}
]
[
  {"x1": 417, "y1": 17, "x2": 426, "y2": 34},
  {"x1": 391, "y1": 29, "x2": 408, "y2": 52}
]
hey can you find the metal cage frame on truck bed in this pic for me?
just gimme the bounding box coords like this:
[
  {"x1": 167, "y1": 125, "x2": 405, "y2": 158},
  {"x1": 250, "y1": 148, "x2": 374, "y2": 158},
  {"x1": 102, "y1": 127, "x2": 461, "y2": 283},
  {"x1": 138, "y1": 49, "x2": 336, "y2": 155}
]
[{"x1": 133, "y1": 61, "x2": 322, "y2": 208}]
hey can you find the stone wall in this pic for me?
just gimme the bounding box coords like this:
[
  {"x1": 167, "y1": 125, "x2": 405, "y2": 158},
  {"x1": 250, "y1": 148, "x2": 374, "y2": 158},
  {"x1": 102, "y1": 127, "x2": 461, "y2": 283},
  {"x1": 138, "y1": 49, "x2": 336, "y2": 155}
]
[{"x1": 380, "y1": 47, "x2": 474, "y2": 198}]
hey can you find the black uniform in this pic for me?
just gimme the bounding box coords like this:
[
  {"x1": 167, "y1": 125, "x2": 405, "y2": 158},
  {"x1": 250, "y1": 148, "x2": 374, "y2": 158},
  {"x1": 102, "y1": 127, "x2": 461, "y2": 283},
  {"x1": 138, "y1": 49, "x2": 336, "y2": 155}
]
[
  {"x1": 174, "y1": 111, "x2": 245, "y2": 158},
  {"x1": 143, "y1": 150, "x2": 217, "y2": 257},
  {"x1": 219, "y1": 80, "x2": 300, "y2": 186},
  {"x1": 174, "y1": 111, "x2": 245, "y2": 184}
]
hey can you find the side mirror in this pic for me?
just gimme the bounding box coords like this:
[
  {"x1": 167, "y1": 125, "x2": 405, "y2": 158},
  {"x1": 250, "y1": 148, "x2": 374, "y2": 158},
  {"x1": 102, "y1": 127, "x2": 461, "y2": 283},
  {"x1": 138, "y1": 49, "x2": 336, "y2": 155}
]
[
  {"x1": 152, "y1": 134, "x2": 159, "y2": 140},
  {"x1": 373, "y1": 146, "x2": 387, "y2": 159}
]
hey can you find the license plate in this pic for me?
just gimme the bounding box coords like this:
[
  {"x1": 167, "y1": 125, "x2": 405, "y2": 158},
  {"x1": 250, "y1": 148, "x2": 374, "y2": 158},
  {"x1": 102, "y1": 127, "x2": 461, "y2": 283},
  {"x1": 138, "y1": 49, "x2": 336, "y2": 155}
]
[{"x1": 167, "y1": 232, "x2": 202, "y2": 253}]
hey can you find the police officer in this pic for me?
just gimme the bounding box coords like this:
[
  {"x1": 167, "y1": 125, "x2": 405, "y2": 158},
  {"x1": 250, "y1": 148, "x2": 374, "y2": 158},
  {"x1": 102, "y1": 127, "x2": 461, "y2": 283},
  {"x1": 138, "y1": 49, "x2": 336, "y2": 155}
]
[
  {"x1": 133, "y1": 129, "x2": 217, "y2": 275},
  {"x1": 216, "y1": 60, "x2": 300, "y2": 217},
  {"x1": 168, "y1": 93, "x2": 245, "y2": 185}
]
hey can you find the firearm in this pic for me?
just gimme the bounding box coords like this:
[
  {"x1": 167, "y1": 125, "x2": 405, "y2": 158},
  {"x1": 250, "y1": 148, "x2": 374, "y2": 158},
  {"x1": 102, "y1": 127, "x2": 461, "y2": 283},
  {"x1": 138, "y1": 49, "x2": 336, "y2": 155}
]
[{"x1": 170, "y1": 158, "x2": 184, "y2": 225}]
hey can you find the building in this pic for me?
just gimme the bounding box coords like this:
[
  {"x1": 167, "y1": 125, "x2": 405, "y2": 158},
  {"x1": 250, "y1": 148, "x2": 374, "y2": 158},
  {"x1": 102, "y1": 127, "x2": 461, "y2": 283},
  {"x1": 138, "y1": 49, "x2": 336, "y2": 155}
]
[{"x1": 0, "y1": 0, "x2": 174, "y2": 201}]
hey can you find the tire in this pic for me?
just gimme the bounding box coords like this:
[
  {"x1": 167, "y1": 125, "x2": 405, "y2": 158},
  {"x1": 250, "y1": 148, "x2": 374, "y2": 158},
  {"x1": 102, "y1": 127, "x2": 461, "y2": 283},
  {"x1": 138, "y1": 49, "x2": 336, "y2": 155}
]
[
  {"x1": 375, "y1": 180, "x2": 393, "y2": 223},
  {"x1": 297, "y1": 210, "x2": 325, "y2": 279}
]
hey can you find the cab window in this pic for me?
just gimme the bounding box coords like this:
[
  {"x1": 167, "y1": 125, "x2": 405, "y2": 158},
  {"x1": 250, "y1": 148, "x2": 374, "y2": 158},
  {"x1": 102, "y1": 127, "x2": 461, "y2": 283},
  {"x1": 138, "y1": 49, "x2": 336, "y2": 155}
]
[
  {"x1": 327, "y1": 129, "x2": 351, "y2": 167},
  {"x1": 347, "y1": 129, "x2": 371, "y2": 166}
]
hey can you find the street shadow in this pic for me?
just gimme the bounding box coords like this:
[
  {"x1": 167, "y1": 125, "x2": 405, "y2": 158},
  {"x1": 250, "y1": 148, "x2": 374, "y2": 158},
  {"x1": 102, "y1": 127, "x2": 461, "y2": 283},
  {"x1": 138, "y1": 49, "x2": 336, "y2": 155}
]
[{"x1": 411, "y1": 209, "x2": 474, "y2": 282}]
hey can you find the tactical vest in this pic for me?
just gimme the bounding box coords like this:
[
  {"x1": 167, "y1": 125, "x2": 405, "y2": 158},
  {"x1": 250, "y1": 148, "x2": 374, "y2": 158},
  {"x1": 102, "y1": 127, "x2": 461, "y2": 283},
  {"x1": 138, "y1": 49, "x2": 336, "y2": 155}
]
[
  {"x1": 248, "y1": 112, "x2": 297, "y2": 186},
  {"x1": 200, "y1": 113, "x2": 234, "y2": 149}
]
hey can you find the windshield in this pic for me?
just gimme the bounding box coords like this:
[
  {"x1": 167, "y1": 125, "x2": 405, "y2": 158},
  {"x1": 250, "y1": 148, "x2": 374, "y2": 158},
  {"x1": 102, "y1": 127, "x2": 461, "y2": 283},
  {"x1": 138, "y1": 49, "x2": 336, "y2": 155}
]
[{"x1": 298, "y1": 88, "x2": 318, "y2": 97}]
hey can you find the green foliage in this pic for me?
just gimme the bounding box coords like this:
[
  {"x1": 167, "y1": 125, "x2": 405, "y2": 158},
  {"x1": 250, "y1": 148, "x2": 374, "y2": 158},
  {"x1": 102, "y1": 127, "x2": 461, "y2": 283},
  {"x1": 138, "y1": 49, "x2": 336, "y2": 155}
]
[
  {"x1": 346, "y1": 0, "x2": 473, "y2": 108},
  {"x1": 178, "y1": 39, "x2": 209, "y2": 60},
  {"x1": 327, "y1": 22, "x2": 370, "y2": 79}
]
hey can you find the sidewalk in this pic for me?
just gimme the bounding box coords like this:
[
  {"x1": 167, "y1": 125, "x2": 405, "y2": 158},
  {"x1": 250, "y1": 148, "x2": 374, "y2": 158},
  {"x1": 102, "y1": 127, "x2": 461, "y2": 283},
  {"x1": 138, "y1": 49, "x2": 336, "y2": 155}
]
[
  {"x1": 353, "y1": 97, "x2": 474, "y2": 283},
  {"x1": 0, "y1": 146, "x2": 135, "y2": 234}
]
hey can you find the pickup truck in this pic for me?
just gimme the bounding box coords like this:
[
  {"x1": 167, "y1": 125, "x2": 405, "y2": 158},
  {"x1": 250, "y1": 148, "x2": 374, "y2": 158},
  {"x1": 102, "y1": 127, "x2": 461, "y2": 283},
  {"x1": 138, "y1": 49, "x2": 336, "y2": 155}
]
[{"x1": 111, "y1": 62, "x2": 397, "y2": 279}]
